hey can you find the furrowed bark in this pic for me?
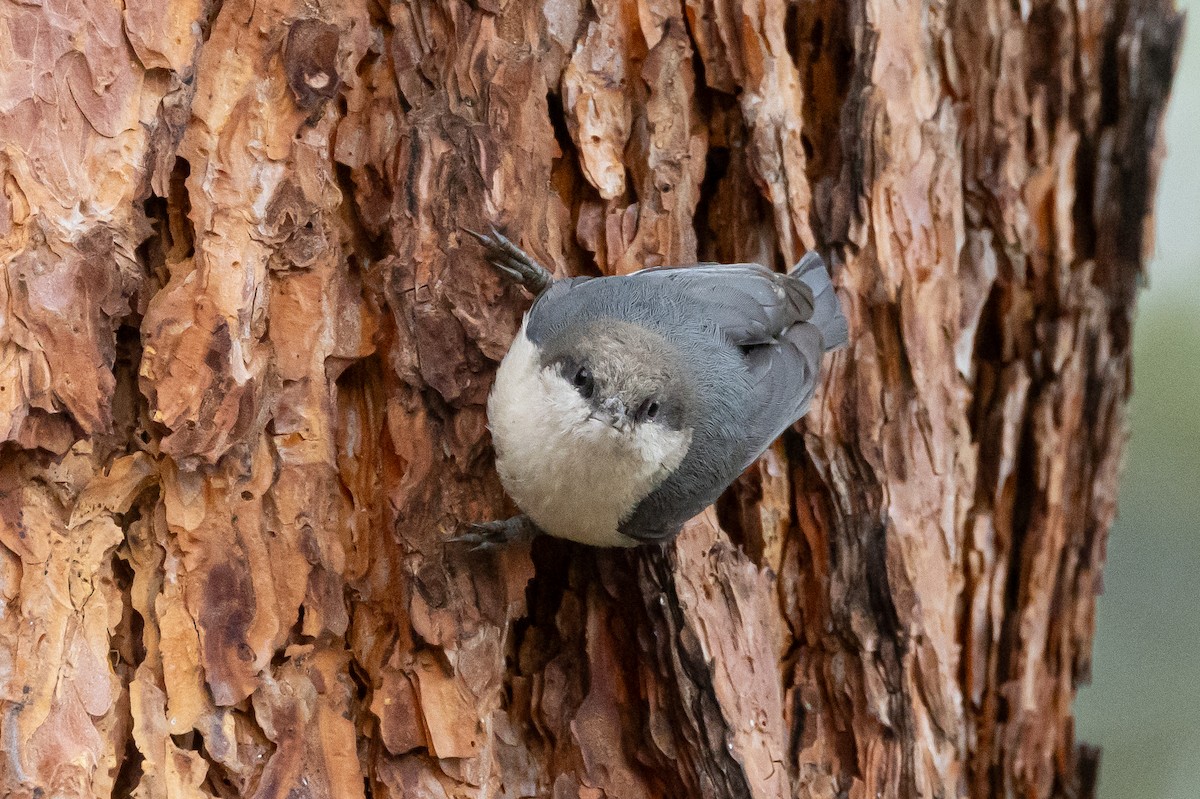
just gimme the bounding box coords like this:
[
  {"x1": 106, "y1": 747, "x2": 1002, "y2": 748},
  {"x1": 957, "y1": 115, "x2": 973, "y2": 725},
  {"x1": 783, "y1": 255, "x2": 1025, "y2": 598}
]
[{"x1": 0, "y1": 0, "x2": 1181, "y2": 797}]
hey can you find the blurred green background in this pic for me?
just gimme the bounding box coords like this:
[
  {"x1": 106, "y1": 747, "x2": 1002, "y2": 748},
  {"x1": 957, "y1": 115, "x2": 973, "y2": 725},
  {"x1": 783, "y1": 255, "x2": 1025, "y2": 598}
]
[{"x1": 1073, "y1": 1, "x2": 1200, "y2": 797}]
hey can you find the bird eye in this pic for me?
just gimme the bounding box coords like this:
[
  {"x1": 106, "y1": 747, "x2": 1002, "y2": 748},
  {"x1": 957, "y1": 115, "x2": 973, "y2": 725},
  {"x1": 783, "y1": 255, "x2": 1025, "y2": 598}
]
[
  {"x1": 572, "y1": 366, "x2": 595, "y2": 398},
  {"x1": 637, "y1": 397, "x2": 661, "y2": 421}
]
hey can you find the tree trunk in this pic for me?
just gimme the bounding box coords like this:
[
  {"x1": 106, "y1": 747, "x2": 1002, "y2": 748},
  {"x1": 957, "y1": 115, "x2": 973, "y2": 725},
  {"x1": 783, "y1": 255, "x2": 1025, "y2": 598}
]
[{"x1": 0, "y1": 0, "x2": 1182, "y2": 797}]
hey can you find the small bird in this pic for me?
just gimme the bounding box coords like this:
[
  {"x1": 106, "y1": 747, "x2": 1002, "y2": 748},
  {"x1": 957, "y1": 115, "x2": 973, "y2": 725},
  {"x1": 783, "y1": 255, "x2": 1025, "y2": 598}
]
[{"x1": 459, "y1": 228, "x2": 848, "y2": 548}]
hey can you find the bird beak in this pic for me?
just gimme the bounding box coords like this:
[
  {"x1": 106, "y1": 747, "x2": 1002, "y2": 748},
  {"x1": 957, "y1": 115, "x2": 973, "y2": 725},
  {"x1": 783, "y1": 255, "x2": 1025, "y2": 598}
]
[{"x1": 591, "y1": 398, "x2": 633, "y2": 433}]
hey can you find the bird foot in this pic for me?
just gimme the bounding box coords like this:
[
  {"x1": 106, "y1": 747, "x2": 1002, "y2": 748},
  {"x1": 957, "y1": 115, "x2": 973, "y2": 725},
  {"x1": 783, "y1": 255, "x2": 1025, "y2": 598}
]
[
  {"x1": 462, "y1": 226, "x2": 554, "y2": 296},
  {"x1": 445, "y1": 515, "x2": 540, "y2": 552}
]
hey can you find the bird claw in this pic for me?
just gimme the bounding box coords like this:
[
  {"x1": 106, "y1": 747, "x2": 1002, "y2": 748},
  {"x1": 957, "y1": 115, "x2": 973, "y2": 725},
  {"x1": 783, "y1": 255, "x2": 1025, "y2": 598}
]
[
  {"x1": 445, "y1": 524, "x2": 507, "y2": 552},
  {"x1": 462, "y1": 226, "x2": 554, "y2": 296},
  {"x1": 445, "y1": 516, "x2": 538, "y2": 552}
]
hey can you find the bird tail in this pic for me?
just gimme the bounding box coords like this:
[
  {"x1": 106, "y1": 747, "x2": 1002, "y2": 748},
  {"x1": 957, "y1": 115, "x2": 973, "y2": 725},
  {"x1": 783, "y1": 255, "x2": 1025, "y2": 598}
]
[{"x1": 789, "y1": 251, "x2": 849, "y2": 351}]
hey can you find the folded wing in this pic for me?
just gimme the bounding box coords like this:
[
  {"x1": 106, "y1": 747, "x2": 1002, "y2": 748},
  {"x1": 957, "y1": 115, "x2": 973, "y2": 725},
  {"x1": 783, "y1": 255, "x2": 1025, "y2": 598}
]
[{"x1": 618, "y1": 259, "x2": 844, "y2": 542}]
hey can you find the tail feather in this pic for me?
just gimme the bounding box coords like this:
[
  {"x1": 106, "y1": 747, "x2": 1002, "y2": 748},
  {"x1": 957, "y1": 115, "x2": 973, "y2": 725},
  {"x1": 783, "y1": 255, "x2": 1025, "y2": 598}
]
[{"x1": 790, "y1": 251, "x2": 849, "y2": 351}]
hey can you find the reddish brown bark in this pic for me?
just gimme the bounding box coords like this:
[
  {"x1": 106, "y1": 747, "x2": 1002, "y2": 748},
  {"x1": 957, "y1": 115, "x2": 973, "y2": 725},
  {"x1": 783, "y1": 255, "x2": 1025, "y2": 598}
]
[{"x1": 0, "y1": 0, "x2": 1181, "y2": 797}]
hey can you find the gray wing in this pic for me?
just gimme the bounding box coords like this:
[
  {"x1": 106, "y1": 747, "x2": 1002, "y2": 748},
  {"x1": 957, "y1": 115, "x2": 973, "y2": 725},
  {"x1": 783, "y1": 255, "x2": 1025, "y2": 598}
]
[
  {"x1": 617, "y1": 322, "x2": 823, "y2": 543},
  {"x1": 629, "y1": 255, "x2": 843, "y2": 452},
  {"x1": 525, "y1": 263, "x2": 815, "y2": 349},
  {"x1": 623, "y1": 263, "x2": 816, "y2": 345},
  {"x1": 613, "y1": 261, "x2": 839, "y2": 544},
  {"x1": 625, "y1": 261, "x2": 827, "y2": 465}
]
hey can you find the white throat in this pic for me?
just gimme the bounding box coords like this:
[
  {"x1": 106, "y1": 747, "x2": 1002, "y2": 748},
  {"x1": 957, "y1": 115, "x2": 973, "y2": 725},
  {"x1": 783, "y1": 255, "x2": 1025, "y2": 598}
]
[{"x1": 486, "y1": 321, "x2": 692, "y2": 546}]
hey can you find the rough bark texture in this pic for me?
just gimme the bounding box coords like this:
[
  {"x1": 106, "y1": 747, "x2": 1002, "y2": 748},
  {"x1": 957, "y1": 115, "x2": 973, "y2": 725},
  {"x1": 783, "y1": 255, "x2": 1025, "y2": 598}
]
[{"x1": 0, "y1": 0, "x2": 1182, "y2": 798}]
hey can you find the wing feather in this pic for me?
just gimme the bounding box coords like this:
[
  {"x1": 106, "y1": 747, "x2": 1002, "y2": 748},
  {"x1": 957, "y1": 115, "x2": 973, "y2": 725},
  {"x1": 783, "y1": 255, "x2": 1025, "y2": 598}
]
[{"x1": 627, "y1": 264, "x2": 815, "y2": 345}]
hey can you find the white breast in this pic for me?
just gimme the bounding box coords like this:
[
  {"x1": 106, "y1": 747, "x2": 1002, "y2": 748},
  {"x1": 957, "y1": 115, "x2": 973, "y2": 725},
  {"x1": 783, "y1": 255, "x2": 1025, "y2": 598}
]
[{"x1": 487, "y1": 321, "x2": 691, "y2": 547}]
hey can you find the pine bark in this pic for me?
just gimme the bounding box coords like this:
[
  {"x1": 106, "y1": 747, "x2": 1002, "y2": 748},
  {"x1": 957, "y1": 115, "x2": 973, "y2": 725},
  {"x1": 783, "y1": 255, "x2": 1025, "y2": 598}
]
[{"x1": 0, "y1": 0, "x2": 1182, "y2": 798}]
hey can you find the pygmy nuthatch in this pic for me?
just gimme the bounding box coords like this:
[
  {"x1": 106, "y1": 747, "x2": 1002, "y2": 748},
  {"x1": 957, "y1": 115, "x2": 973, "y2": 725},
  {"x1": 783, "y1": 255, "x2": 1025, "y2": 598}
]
[{"x1": 458, "y1": 229, "x2": 848, "y2": 548}]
